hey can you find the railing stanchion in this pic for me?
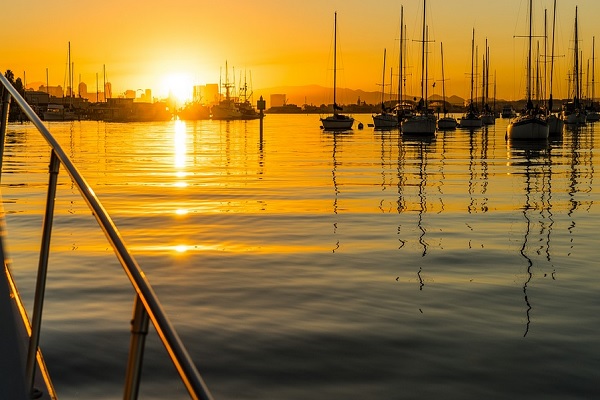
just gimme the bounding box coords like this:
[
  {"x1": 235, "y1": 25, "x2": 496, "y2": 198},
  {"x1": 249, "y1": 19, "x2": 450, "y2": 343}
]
[
  {"x1": 25, "y1": 150, "x2": 60, "y2": 397},
  {"x1": 124, "y1": 294, "x2": 150, "y2": 400},
  {"x1": 0, "y1": 88, "x2": 11, "y2": 180}
]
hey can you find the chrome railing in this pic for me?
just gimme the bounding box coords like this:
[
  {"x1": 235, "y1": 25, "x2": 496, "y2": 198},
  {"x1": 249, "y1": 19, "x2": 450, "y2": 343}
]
[{"x1": 0, "y1": 73, "x2": 214, "y2": 400}]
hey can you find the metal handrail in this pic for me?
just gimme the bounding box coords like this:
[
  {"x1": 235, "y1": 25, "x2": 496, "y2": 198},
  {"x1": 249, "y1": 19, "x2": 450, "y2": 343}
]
[{"x1": 0, "y1": 73, "x2": 214, "y2": 400}]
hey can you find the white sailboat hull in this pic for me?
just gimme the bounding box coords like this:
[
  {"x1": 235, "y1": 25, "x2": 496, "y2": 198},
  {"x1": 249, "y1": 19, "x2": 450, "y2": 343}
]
[
  {"x1": 401, "y1": 115, "x2": 436, "y2": 135},
  {"x1": 372, "y1": 113, "x2": 398, "y2": 129},
  {"x1": 548, "y1": 114, "x2": 564, "y2": 134},
  {"x1": 321, "y1": 115, "x2": 354, "y2": 130},
  {"x1": 506, "y1": 116, "x2": 549, "y2": 140},
  {"x1": 211, "y1": 103, "x2": 242, "y2": 120},
  {"x1": 459, "y1": 117, "x2": 483, "y2": 128},
  {"x1": 563, "y1": 111, "x2": 586, "y2": 125},
  {"x1": 43, "y1": 105, "x2": 76, "y2": 121},
  {"x1": 481, "y1": 113, "x2": 495, "y2": 125},
  {"x1": 586, "y1": 110, "x2": 600, "y2": 122},
  {"x1": 437, "y1": 117, "x2": 457, "y2": 130}
]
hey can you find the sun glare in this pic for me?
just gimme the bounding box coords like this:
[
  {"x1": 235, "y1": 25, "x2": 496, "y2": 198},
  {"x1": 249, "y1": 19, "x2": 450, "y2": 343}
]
[{"x1": 161, "y1": 73, "x2": 193, "y2": 103}]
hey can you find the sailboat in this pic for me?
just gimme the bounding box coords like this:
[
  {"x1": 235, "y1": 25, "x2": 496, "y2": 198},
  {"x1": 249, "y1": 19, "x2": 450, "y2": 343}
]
[
  {"x1": 585, "y1": 37, "x2": 600, "y2": 122},
  {"x1": 401, "y1": 0, "x2": 436, "y2": 135},
  {"x1": 236, "y1": 71, "x2": 260, "y2": 120},
  {"x1": 393, "y1": 6, "x2": 412, "y2": 123},
  {"x1": 506, "y1": 0, "x2": 549, "y2": 140},
  {"x1": 480, "y1": 39, "x2": 495, "y2": 125},
  {"x1": 437, "y1": 42, "x2": 457, "y2": 130},
  {"x1": 211, "y1": 61, "x2": 243, "y2": 120},
  {"x1": 43, "y1": 42, "x2": 77, "y2": 121},
  {"x1": 372, "y1": 48, "x2": 398, "y2": 129},
  {"x1": 321, "y1": 12, "x2": 354, "y2": 130},
  {"x1": 459, "y1": 29, "x2": 483, "y2": 128},
  {"x1": 547, "y1": 0, "x2": 564, "y2": 134},
  {"x1": 561, "y1": 6, "x2": 586, "y2": 126}
]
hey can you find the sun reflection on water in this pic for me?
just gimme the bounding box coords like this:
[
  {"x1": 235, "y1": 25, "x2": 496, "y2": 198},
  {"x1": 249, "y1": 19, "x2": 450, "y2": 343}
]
[
  {"x1": 174, "y1": 244, "x2": 188, "y2": 253},
  {"x1": 174, "y1": 120, "x2": 187, "y2": 187}
]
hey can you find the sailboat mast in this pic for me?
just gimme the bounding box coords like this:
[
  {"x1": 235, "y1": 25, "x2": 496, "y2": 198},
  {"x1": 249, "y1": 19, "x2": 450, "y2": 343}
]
[
  {"x1": 527, "y1": 0, "x2": 532, "y2": 104},
  {"x1": 470, "y1": 29, "x2": 475, "y2": 109},
  {"x1": 381, "y1": 48, "x2": 386, "y2": 106},
  {"x1": 549, "y1": 0, "x2": 557, "y2": 110},
  {"x1": 425, "y1": 25, "x2": 429, "y2": 111},
  {"x1": 493, "y1": 70, "x2": 497, "y2": 113},
  {"x1": 398, "y1": 6, "x2": 403, "y2": 111},
  {"x1": 68, "y1": 41, "x2": 72, "y2": 101},
  {"x1": 544, "y1": 9, "x2": 547, "y2": 103},
  {"x1": 103, "y1": 64, "x2": 107, "y2": 102},
  {"x1": 441, "y1": 42, "x2": 446, "y2": 115},
  {"x1": 485, "y1": 40, "x2": 490, "y2": 110},
  {"x1": 574, "y1": 6, "x2": 579, "y2": 103},
  {"x1": 421, "y1": 0, "x2": 426, "y2": 106},
  {"x1": 482, "y1": 41, "x2": 486, "y2": 111},
  {"x1": 333, "y1": 12, "x2": 337, "y2": 114},
  {"x1": 593, "y1": 36, "x2": 596, "y2": 105}
]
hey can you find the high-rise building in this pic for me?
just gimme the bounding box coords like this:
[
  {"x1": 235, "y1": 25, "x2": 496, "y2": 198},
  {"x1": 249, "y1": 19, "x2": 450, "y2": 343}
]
[
  {"x1": 38, "y1": 85, "x2": 65, "y2": 98},
  {"x1": 79, "y1": 82, "x2": 88, "y2": 97},
  {"x1": 104, "y1": 82, "x2": 112, "y2": 99},
  {"x1": 270, "y1": 94, "x2": 286, "y2": 108},
  {"x1": 205, "y1": 84, "x2": 219, "y2": 105}
]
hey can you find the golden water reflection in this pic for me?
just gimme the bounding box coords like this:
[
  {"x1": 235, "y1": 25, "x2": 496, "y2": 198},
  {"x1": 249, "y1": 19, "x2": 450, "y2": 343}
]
[{"x1": 174, "y1": 120, "x2": 187, "y2": 188}]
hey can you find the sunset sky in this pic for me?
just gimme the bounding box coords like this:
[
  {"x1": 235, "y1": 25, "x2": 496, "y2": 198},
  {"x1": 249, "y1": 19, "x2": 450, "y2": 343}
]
[{"x1": 3, "y1": 0, "x2": 600, "y2": 103}]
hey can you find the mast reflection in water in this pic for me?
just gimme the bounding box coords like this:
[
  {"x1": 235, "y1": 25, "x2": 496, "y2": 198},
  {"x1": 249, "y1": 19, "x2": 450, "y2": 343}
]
[{"x1": 2, "y1": 115, "x2": 600, "y2": 399}]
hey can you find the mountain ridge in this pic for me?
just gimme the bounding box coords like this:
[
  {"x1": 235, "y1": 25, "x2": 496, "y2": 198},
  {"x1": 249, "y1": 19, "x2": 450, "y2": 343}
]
[{"x1": 254, "y1": 85, "x2": 509, "y2": 107}]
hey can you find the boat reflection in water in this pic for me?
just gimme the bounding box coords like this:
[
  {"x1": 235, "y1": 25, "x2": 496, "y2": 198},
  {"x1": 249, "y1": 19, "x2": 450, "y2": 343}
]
[
  {"x1": 3, "y1": 114, "x2": 599, "y2": 399},
  {"x1": 507, "y1": 139, "x2": 552, "y2": 336}
]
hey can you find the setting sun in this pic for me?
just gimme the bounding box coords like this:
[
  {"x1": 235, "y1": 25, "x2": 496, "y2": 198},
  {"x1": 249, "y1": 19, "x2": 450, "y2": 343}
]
[{"x1": 161, "y1": 73, "x2": 193, "y2": 103}]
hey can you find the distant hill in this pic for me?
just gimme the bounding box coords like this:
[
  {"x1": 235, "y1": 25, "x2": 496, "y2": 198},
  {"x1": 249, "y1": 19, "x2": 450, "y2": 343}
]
[
  {"x1": 255, "y1": 85, "x2": 382, "y2": 107},
  {"x1": 255, "y1": 85, "x2": 473, "y2": 108}
]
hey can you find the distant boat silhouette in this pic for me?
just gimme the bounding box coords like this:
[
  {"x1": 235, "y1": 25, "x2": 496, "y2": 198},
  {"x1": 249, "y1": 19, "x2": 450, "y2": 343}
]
[
  {"x1": 211, "y1": 61, "x2": 243, "y2": 120},
  {"x1": 506, "y1": 0, "x2": 549, "y2": 140},
  {"x1": 437, "y1": 42, "x2": 457, "y2": 130},
  {"x1": 320, "y1": 12, "x2": 354, "y2": 131},
  {"x1": 401, "y1": 0, "x2": 436, "y2": 135},
  {"x1": 372, "y1": 48, "x2": 398, "y2": 129}
]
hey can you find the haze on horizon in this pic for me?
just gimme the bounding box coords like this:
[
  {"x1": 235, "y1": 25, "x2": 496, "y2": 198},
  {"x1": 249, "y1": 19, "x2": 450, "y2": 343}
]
[{"x1": 3, "y1": 0, "x2": 600, "y2": 104}]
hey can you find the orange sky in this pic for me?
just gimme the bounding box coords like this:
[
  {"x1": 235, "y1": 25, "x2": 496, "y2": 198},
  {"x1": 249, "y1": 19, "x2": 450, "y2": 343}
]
[{"x1": 3, "y1": 0, "x2": 600, "y2": 102}]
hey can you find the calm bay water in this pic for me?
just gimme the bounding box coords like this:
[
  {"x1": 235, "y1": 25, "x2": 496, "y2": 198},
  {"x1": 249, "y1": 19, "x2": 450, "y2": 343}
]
[{"x1": 3, "y1": 114, "x2": 599, "y2": 399}]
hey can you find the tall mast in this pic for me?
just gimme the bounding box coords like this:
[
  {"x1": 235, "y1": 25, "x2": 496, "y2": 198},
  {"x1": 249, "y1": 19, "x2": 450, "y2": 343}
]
[
  {"x1": 593, "y1": 36, "x2": 596, "y2": 105},
  {"x1": 475, "y1": 45, "x2": 479, "y2": 108},
  {"x1": 536, "y1": 41, "x2": 540, "y2": 101},
  {"x1": 441, "y1": 42, "x2": 446, "y2": 115},
  {"x1": 549, "y1": 0, "x2": 557, "y2": 111},
  {"x1": 398, "y1": 6, "x2": 403, "y2": 109},
  {"x1": 381, "y1": 48, "x2": 386, "y2": 107},
  {"x1": 333, "y1": 12, "x2": 338, "y2": 114},
  {"x1": 574, "y1": 6, "x2": 579, "y2": 104},
  {"x1": 527, "y1": 0, "x2": 532, "y2": 105},
  {"x1": 544, "y1": 9, "x2": 547, "y2": 103},
  {"x1": 425, "y1": 25, "x2": 429, "y2": 111},
  {"x1": 68, "y1": 41, "x2": 72, "y2": 105},
  {"x1": 470, "y1": 29, "x2": 475, "y2": 110},
  {"x1": 103, "y1": 64, "x2": 106, "y2": 102},
  {"x1": 587, "y1": 59, "x2": 590, "y2": 104},
  {"x1": 485, "y1": 39, "x2": 490, "y2": 110},
  {"x1": 421, "y1": 0, "x2": 426, "y2": 107},
  {"x1": 493, "y1": 69, "x2": 497, "y2": 113},
  {"x1": 482, "y1": 39, "x2": 487, "y2": 111}
]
